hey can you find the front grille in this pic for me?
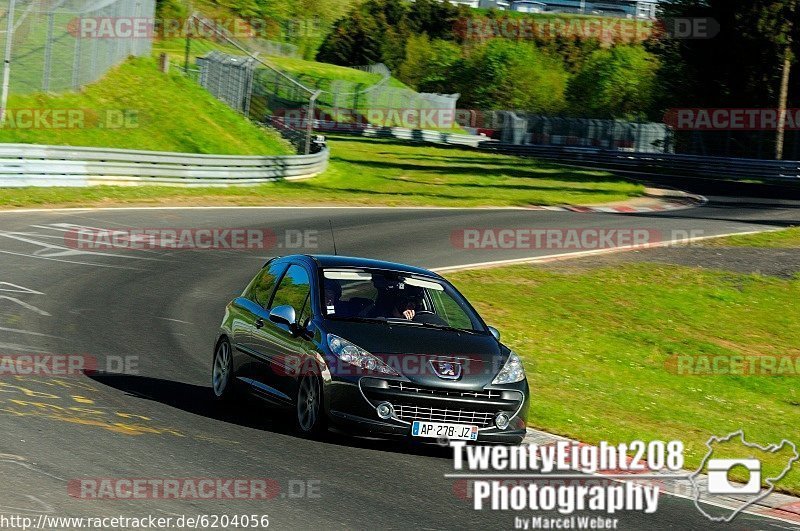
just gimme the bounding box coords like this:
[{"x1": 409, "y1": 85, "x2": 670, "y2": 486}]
[
  {"x1": 394, "y1": 404, "x2": 495, "y2": 427},
  {"x1": 386, "y1": 381, "x2": 501, "y2": 400}
]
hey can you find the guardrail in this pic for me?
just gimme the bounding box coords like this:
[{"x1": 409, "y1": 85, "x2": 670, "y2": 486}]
[
  {"x1": 0, "y1": 144, "x2": 329, "y2": 187},
  {"x1": 480, "y1": 143, "x2": 800, "y2": 181},
  {"x1": 315, "y1": 124, "x2": 493, "y2": 148},
  {"x1": 319, "y1": 123, "x2": 800, "y2": 181}
]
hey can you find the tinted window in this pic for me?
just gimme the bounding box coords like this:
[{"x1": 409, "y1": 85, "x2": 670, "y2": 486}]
[
  {"x1": 321, "y1": 269, "x2": 483, "y2": 331},
  {"x1": 245, "y1": 262, "x2": 286, "y2": 308},
  {"x1": 271, "y1": 265, "x2": 311, "y2": 314}
]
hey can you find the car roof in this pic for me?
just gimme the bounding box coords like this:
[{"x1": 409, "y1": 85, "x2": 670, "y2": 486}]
[{"x1": 297, "y1": 254, "x2": 442, "y2": 279}]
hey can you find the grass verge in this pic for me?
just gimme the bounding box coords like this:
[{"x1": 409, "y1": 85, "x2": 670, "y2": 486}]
[
  {"x1": 0, "y1": 57, "x2": 292, "y2": 156},
  {"x1": 0, "y1": 135, "x2": 643, "y2": 209},
  {"x1": 702, "y1": 227, "x2": 800, "y2": 248},
  {"x1": 446, "y1": 262, "x2": 800, "y2": 494}
]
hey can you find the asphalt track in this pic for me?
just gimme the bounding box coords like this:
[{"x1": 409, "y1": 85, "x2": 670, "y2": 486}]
[{"x1": 0, "y1": 200, "x2": 798, "y2": 530}]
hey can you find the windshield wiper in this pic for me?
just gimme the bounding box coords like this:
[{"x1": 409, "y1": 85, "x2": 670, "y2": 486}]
[
  {"x1": 330, "y1": 316, "x2": 388, "y2": 325},
  {"x1": 416, "y1": 322, "x2": 480, "y2": 334},
  {"x1": 384, "y1": 319, "x2": 479, "y2": 334}
]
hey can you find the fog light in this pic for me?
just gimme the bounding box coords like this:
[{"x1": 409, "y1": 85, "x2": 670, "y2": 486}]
[
  {"x1": 495, "y1": 412, "x2": 510, "y2": 430},
  {"x1": 377, "y1": 402, "x2": 394, "y2": 420}
]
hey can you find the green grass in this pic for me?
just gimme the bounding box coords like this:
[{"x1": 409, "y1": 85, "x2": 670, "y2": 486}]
[
  {"x1": 447, "y1": 263, "x2": 800, "y2": 494},
  {"x1": 153, "y1": 37, "x2": 406, "y2": 88},
  {"x1": 703, "y1": 227, "x2": 800, "y2": 248},
  {"x1": 0, "y1": 135, "x2": 644, "y2": 209},
  {"x1": 0, "y1": 57, "x2": 292, "y2": 155}
]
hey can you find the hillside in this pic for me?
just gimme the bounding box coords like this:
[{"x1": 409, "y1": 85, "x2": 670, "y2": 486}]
[{"x1": 0, "y1": 58, "x2": 293, "y2": 155}]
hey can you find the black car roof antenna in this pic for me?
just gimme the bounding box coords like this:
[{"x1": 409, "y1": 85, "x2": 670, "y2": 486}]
[{"x1": 329, "y1": 219, "x2": 338, "y2": 256}]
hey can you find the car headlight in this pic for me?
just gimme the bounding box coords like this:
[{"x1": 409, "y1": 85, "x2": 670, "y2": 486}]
[
  {"x1": 327, "y1": 334, "x2": 399, "y2": 375},
  {"x1": 492, "y1": 351, "x2": 525, "y2": 384}
]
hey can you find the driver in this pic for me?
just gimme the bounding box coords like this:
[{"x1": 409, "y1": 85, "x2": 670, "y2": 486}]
[{"x1": 391, "y1": 287, "x2": 423, "y2": 321}]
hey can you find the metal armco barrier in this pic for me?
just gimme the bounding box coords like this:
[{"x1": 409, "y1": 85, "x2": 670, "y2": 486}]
[
  {"x1": 332, "y1": 125, "x2": 800, "y2": 181},
  {"x1": 0, "y1": 144, "x2": 329, "y2": 187},
  {"x1": 319, "y1": 124, "x2": 492, "y2": 148},
  {"x1": 481, "y1": 143, "x2": 800, "y2": 181}
]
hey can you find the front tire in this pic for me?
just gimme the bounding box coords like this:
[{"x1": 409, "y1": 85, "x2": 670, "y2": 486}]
[
  {"x1": 212, "y1": 338, "x2": 234, "y2": 400},
  {"x1": 295, "y1": 372, "x2": 325, "y2": 437}
]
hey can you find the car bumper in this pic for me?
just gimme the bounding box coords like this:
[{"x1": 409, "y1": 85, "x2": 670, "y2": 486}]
[{"x1": 324, "y1": 377, "x2": 530, "y2": 444}]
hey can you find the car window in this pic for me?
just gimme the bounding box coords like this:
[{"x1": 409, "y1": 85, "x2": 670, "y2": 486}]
[
  {"x1": 245, "y1": 262, "x2": 286, "y2": 308},
  {"x1": 271, "y1": 264, "x2": 311, "y2": 314},
  {"x1": 321, "y1": 269, "x2": 483, "y2": 331},
  {"x1": 297, "y1": 291, "x2": 312, "y2": 327},
  {"x1": 429, "y1": 289, "x2": 473, "y2": 330}
]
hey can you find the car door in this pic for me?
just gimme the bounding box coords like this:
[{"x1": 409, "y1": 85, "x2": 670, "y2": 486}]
[
  {"x1": 250, "y1": 263, "x2": 315, "y2": 405},
  {"x1": 231, "y1": 260, "x2": 287, "y2": 387}
]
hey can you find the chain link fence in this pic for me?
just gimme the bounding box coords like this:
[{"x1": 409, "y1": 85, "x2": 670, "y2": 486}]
[
  {"x1": 198, "y1": 51, "x2": 460, "y2": 134},
  {"x1": 0, "y1": 0, "x2": 153, "y2": 95}
]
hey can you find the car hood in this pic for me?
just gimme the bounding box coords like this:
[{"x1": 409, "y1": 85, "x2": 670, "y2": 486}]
[{"x1": 323, "y1": 320, "x2": 507, "y2": 388}]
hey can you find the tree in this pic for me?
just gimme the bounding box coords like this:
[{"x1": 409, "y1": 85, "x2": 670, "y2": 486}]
[
  {"x1": 454, "y1": 39, "x2": 569, "y2": 113},
  {"x1": 316, "y1": 11, "x2": 383, "y2": 66},
  {"x1": 651, "y1": 0, "x2": 800, "y2": 110},
  {"x1": 567, "y1": 45, "x2": 659, "y2": 119},
  {"x1": 398, "y1": 35, "x2": 461, "y2": 92}
]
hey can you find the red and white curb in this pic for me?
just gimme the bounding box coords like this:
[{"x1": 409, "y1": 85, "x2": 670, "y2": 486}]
[
  {"x1": 528, "y1": 188, "x2": 708, "y2": 214},
  {"x1": 522, "y1": 427, "x2": 800, "y2": 525}
]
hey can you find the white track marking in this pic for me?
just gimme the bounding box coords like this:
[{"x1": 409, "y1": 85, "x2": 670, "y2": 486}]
[
  {"x1": 0, "y1": 296, "x2": 51, "y2": 316},
  {"x1": 156, "y1": 317, "x2": 193, "y2": 324},
  {"x1": 0, "y1": 327, "x2": 61, "y2": 338},
  {"x1": 0, "y1": 231, "x2": 163, "y2": 261},
  {"x1": 0, "y1": 282, "x2": 43, "y2": 295},
  {"x1": 0, "y1": 249, "x2": 141, "y2": 270},
  {"x1": 0, "y1": 342, "x2": 54, "y2": 354}
]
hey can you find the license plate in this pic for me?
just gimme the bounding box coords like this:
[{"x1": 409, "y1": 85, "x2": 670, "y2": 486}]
[{"x1": 411, "y1": 421, "x2": 478, "y2": 441}]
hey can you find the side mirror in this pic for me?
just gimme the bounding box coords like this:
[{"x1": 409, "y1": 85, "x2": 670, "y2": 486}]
[
  {"x1": 269, "y1": 305, "x2": 297, "y2": 329},
  {"x1": 488, "y1": 326, "x2": 501, "y2": 341}
]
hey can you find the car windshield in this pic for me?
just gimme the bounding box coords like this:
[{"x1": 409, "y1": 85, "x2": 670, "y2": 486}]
[{"x1": 321, "y1": 268, "x2": 484, "y2": 332}]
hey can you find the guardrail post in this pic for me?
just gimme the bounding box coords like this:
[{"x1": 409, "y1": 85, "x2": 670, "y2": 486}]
[{"x1": 305, "y1": 90, "x2": 322, "y2": 155}]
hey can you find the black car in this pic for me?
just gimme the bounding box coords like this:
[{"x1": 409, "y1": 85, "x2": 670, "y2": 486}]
[{"x1": 212, "y1": 255, "x2": 530, "y2": 444}]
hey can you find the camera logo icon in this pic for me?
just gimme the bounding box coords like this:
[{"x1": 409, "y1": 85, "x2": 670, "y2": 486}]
[{"x1": 706, "y1": 458, "x2": 762, "y2": 495}]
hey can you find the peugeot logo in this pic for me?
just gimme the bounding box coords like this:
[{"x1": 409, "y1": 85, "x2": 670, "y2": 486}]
[{"x1": 430, "y1": 359, "x2": 462, "y2": 380}]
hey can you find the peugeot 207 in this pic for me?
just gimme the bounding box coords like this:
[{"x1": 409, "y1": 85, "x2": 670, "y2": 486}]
[{"x1": 212, "y1": 255, "x2": 530, "y2": 444}]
